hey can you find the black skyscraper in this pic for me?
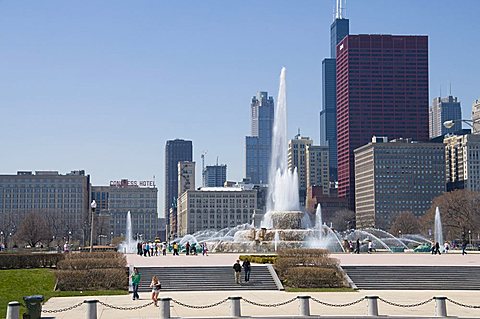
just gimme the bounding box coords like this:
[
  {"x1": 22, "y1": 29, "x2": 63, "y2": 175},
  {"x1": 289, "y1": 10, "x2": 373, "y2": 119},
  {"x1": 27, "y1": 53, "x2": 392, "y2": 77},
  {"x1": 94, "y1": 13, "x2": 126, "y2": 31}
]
[
  {"x1": 319, "y1": 1, "x2": 349, "y2": 181},
  {"x1": 165, "y1": 139, "x2": 192, "y2": 235}
]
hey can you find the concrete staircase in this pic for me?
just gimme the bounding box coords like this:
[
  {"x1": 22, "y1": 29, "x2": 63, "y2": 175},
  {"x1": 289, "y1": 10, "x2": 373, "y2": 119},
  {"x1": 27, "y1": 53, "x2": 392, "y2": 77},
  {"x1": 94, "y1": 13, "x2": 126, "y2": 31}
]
[
  {"x1": 135, "y1": 265, "x2": 282, "y2": 291},
  {"x1": 342, "y1": 266, "x2": 480, "y2": 290}
]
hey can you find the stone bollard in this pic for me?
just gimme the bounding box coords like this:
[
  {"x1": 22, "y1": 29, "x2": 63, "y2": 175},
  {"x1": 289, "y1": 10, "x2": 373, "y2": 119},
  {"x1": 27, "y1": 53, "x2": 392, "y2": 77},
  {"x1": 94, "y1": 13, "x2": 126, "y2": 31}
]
[
  {"x1": 159, "y1": 297, "x2": 171, "y2": 319},
  {"x1": 366, "y1": 296, "x2": 379, "y2": 317},
  {"x1": 229, "y1": 296, "x2": 242, "y2": 317},
  {"x1": 85, "y1": 299, "x2": 98, "y2": 319},
  {"x1": 6, "y1": 301, "x2": 21, "y2": 319},
  {"x1": 297, "y1": 296, "x2": 311, "y2": 316},
  {"x1": 434, "y1": 296, "x2": 447, "y2": 317}
]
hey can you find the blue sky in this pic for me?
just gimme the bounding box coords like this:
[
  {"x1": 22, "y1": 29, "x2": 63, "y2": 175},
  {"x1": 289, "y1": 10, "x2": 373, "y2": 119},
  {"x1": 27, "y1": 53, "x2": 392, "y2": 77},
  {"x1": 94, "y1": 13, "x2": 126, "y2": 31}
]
[{"x1": 1, "y1": 1, "x2": 479, "y2": 216}]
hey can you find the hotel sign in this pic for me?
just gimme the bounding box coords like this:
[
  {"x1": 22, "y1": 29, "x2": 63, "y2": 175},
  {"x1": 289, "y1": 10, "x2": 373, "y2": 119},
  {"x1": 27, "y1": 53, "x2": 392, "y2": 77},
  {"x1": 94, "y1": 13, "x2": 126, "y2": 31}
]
[{"x1": 110, "y1": 179, "x2": 156, "y2": 188}]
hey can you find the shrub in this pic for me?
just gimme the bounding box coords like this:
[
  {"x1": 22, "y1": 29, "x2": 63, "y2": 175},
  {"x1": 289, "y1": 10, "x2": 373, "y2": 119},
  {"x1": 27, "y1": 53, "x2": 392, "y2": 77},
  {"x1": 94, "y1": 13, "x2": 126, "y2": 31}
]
[
  {"x1": 57, "y1": 253, "x2": 126, "y2": 270},
  {"x1": 285, "y1": 267, "x2": 345, "y2": 288},
  {"x1": 274, "y1": 249, "x2": 338, "y2": 278},
  {"x1": 239, "y1": 255, "x2": 277, "y2": 264},
  {"x1": 0, "y1": 253, "x2": 64, "y2": 269},
  {"x1": 55, "y1": 268, "x2": 128, "y2": 290}
]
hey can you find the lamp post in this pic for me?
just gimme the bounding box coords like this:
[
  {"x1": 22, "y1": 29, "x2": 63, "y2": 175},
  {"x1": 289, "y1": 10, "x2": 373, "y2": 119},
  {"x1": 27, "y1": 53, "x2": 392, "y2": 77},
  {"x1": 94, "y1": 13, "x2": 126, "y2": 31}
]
[
  {"x1": 90, "y1": 200, "x2": 97, "y2": 252},
  {"x1": 469, "y1": 230, "x2": 472, "y2": 247},
  {"x1": 443, "y1": 119, "x2": 480, "y2": 134}
]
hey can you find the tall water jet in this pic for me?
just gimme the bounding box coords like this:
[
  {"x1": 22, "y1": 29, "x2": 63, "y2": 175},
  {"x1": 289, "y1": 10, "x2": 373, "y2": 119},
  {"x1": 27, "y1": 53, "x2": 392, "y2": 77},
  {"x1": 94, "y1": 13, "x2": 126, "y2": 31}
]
[
  {"x1": 274, "y1": 230, "x2": 280, "y2": 252},
  {"x1": 434, "y1": 207, "x2": 444, "y2": 252},
  {"x1": 262, "y1": 67, "x2": 300, "y2": 228},
  {"x1": 314, "y1": 204, "x2": 323, "y2": 232},
  {"x1": 118, "y1": 211, "x2": 137, "y2": 253}
]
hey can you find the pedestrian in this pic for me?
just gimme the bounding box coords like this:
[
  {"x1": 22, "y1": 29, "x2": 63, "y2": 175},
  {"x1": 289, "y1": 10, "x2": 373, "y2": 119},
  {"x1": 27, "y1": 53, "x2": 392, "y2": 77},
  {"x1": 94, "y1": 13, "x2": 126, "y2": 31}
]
[
  {"x1": 185, "y1": 242, "x2": 190, "y2": 255},
  {"x1": 131, "y1": 268, "x2": 141, "y2": 300},
  {"x1": 150, "y1": 242, "x2": 154, "y2": 256},
  {"x1": 149, "y1": 275, "x2": 161, "y2": 306},
  {"x1": 355, "y1": 239, "x2": 360, "y2": 254},
  {"x1": 191, "y1": 242, "x2": 197, "y2": 255},
  {"x1": 173, "y1": 242, "x2": 179, "y2": 256},
  {"x1": 154, "y1": 243, "x2": 159, "y2": 256},
  {"x1": 137, "y1": 242, "x2": 142, "y2": 256},
  {"x1": 368, "y1": 241, "x2": 373, "y2": 253},
  {"x1": 348, "y1": 241, "x2": 353, "y2": 253},
  {"x1": 233, "y1": 259, "x2": 242, "y2": 284},
  {"x1": 63, "y1": 242, "x2": 69, "y2": 253},
  {"x1": 434, "y1": 242, "x2": 441, "y2": 255},
  {"x1": 444, "y1": 241, "x2": 449, "y2": 253},
  {"x1": 242, "y1": 259, "x2": 251, "y2": 282},
  {"x1": 462, "y1": 239, "x2": 468, "y2": 255},
  {"x1": 162, "y1": 242, "x2": 167, "y2": 256},
  {"x1": 202, "y1": 242, "x2": 208, "y2": 256}
]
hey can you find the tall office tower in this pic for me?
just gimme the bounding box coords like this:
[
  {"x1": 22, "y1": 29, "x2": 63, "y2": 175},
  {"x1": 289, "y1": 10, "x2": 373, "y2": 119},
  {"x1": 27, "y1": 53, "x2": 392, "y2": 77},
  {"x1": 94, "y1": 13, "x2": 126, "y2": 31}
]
[
  {"x1": 165, "y1": 139, "x2": 192, "y2": 237},
  {"x1": 306, "y1": 145, "x2": 330, "y2": 194},
  {"x1": 178, "y1": 161, "x2": 195, "y2": 197},
  {"x1": 445, "y1": 134, "x2": 480, "y2": 191},
  {"x1": 288, "y1": 135, "x2": 313, "y2": 206},
  {"x1": 319, "y1": 0, "x2": 349, "y2": 181},
  {"x1": 245, "y1": 91, "x2": 274, "y2": 184},
  {"x1": 336, "y1": 35, "x2": 429, "y2": 209},
  {"x1": 354, "y1": 137, "x2": 445, "y2": 229},
  {"x1": 429, "y1": 96, "x2": 462, "y2": 138},
  {"x1": 472, "y1": 99, "x2": 480, "y2": 134},
  {"x1": 205, "y1": 164, "x2": 227, "y2": 187}
]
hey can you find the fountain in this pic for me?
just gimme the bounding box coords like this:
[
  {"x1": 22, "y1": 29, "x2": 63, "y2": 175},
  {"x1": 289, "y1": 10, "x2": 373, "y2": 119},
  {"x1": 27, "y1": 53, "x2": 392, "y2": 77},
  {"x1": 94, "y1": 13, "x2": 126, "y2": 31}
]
[
  {"x1": 118, "y1": 211, "x2": 138, "y2": 253},
  {"x1": 434, "y1": 207, "x2": 444, "y2": 252}
]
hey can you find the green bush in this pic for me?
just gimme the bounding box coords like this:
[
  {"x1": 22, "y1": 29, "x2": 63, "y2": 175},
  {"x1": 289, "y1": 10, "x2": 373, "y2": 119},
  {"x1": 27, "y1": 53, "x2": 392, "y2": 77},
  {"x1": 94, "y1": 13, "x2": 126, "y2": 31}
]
[
  {"x1": 62, "y1": 251, "x2": 125, "y2": 260},
  {"x1": 55, "y1": 268, "x2": 128, "y2": 290},
  {"x1": 0, "y1": 253, "x2": 64, "y2": 269},
  {"x1": 285, "y1": 267, "x2": 345, "y2": 288},
  {"x1": 239, "y1": 255, "x2": 277, "y2": 264},
  {"x1": 57, "y1": 253, "x2": 126, "y2": 270}
]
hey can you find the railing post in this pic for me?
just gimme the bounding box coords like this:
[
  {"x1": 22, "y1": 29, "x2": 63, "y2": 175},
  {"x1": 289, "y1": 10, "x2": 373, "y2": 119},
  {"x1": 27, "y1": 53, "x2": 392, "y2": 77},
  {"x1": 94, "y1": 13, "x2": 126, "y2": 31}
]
[
  {"x1": 159, "y1": 297, "x2": 171, "y2": 319},
  {"x1": 366, "y1": 296, "x2": 379, "y2": 317},
  {"x1": 228, "y1": 296, "x2": 242, "y2": 317},
  {"x1": 85, "y1": 299, "x2": 98, "y2": 319},
  {"x1": 434, "y1": 296, "x2": 447, "y2": 317},
  {"x1": 6, "y1": 301, "x2": 21, "y2": 319},
  {"x1": 297, "y1": 295, "x2": 311, "y2": 316}
]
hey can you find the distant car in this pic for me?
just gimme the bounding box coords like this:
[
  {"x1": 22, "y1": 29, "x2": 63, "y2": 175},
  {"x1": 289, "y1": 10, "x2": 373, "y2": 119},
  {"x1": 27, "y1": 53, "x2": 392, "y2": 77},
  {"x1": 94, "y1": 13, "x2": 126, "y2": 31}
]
[{"x1": 413, "y1": 243, "x2": 431, "y2": 253}]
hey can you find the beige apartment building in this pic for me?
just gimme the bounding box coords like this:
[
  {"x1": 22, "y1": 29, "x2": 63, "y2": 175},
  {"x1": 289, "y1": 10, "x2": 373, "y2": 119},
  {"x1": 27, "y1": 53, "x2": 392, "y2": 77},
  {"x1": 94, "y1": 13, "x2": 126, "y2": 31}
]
[
  {"x1": 306, "y1": 145, "x2": 330, "y2": 194},
  {"x1": 444, "y1": 133, "x2": 480, "y2": 191},
  {"x1": 177, "y1": 187, "x2": 257, "y2": 236},
  {"x1": 354, "y1": 137, "x2": 445, "y2": 229}
]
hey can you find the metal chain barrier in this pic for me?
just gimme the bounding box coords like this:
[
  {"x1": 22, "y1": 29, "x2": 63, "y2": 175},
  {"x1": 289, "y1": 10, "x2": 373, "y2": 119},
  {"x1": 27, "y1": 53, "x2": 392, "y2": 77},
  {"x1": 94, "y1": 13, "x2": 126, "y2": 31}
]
[
  {"x1": 447, "y1": 298, "x2": 480, "y2": 309},
  {"x1": 42, "y1": 301, "x2": 84, "y2": 314},
  {"x1": 378, "y1": 297, "x2": 433, "y2": 308},
  {"x1": 97, "y1": 300, "x2": 154, "y2": 310},
  {"x1": 242, "y1": 297, "x2": 297, "y2": 307},
  {"x1": 171, "y1": 298, "x2": 229, "y2": 309},
  {"x1": 311, "y1": 296, "x2": 365, "y2": 307}
]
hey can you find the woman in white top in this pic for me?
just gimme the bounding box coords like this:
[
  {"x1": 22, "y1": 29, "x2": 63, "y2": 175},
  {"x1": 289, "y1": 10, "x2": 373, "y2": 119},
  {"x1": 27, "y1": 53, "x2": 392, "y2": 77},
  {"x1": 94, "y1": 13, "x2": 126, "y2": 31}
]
[{"x1": 149, "y1": 275, "x2": 161, "y2": 306}]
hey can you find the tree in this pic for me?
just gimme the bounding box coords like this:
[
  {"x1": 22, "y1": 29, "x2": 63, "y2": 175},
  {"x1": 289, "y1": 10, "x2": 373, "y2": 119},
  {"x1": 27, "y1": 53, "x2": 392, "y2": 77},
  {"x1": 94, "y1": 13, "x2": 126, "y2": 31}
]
[
  {"x1": 330, "y1": 209, "x2": 356, "y2": 232},
  {"x1": 422, "y1": 189, "x2": 480, "y2": 241},
  {"x1": 390, "y1": 212, "x2": 420, "y2": 235},
  {"x1": 14, "y1": 212, "x2": 52, "y2": 247}
]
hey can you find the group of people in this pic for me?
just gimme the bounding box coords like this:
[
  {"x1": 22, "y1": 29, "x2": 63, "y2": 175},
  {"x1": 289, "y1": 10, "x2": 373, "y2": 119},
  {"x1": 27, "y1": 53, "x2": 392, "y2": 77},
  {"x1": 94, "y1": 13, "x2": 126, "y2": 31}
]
[
  {"x1": 344, "y1": 239, "x2": 374, "y2": 254},
  {"x1": 232, "y1": 259, "x2": 251, "y2": 284},
  {"x1": 136, "y1": 241, "x2": 209, "y2": 257},
  {"x1": 130, "y1": 268, "x2": 162, "y2": 306}
]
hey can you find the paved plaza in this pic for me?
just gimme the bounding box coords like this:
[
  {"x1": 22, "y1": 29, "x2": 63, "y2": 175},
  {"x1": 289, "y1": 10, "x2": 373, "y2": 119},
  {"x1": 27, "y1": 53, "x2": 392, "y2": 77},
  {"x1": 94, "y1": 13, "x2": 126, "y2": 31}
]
[{"x1": 39, "y1": 252, "x2": 480, "y2": 318}]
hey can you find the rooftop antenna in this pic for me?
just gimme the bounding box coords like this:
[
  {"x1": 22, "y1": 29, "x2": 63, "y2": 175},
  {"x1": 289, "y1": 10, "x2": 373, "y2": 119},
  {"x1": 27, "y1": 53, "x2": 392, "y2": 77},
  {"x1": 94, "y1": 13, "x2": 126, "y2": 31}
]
[
  {"x1": 201, "y1": 151, "x2": 207, "y2": 187},
  {"x1": 216, "y1": 156, "x2": 219, "y2": 166},
  {"x1": 449, "y1": 82, "x2": 452, "y2": 96},
  {"x1": 335, "y1": 0, "x2": 345, "y2": 19}
]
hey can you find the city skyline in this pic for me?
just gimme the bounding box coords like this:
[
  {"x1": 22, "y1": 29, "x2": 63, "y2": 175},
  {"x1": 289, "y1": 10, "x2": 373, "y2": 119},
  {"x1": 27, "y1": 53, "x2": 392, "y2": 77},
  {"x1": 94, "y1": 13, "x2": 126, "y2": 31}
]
[{"x1": 1, "y1": 1, "x2": 480, "y2": 216}]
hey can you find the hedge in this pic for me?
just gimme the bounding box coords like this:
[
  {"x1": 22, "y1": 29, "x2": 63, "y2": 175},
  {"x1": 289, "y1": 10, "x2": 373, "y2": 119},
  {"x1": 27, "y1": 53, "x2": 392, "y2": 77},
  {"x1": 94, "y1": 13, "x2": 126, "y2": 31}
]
[
  {"x1": 0, "y1": 253, "x2": 64, "y2": 269},
  {"x1": 274, "y1": 248, "x2": 338, "y2": 278},
  {"x1": 239, "y1": 255, "x2": 277, "y2": 264},
  {"x1": 285, "y1": 267, "x2": 345, "y2": 288},
  {"x1": 55, "y1": 268, "x2": 128, "y2": 290},
  {"x1": 57, "y1": 252, "x2": 126, "y2": 270}
]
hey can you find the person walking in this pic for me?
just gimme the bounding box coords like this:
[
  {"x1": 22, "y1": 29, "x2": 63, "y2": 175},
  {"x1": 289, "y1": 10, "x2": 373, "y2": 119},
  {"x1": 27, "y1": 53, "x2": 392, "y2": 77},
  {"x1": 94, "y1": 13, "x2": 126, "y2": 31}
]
[
  {"x1": 162, "y1": 242, "x2": 167, "y2": 256},
  {"x1": 444, "y1": 241, "x2": 450, "y2": 253},
  {"x1": 433, "y1": 242, "x2": 441, "y2": 255},
  {"x1": 149, "y1": 275, "x2": 161, "y2": 306},
  {"x1": 202, "y1": 242, "x2": 208, "y2": 256},
  {"x1": 233, "y1": 260, "x2": 242, "y2": 284},
  {"x1": 185, "y1": 242, "x2": 190, "y2": 255},
  {"x1": 462, "y1": 238, "x2": 468, "y2": 255},
  {"x1": 242, "y1": 259, "x2": 251, "y2": 282},
  {"x1": 367, "y1": 241, "x2": 373, "y2": 253},
  {"x1": 355, "y1": 239, "x2": 360, "y2": 254},
  {"x1": 131, "y1": 268, "x2": 141, "y2": 300},
  {"x1": 173, "y1": 242, "x2": 179, "y2": 256}
]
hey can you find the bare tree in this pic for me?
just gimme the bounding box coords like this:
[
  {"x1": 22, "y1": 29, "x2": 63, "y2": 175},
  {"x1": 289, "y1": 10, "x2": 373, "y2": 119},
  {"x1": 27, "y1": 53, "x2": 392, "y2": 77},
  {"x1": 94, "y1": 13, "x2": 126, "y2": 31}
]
[
  {"x1": 422, "y1": 189, "x2": 480, "y2": 241},
  {"x1": 390, "y1": 212, "x2": 420, "y2": 235},
  {"x1": 330, "y1": 209, "x2": 356, "y2": 232},
  {"x1": 14, "y1": 212, "x2": 52, "y2": 247}
]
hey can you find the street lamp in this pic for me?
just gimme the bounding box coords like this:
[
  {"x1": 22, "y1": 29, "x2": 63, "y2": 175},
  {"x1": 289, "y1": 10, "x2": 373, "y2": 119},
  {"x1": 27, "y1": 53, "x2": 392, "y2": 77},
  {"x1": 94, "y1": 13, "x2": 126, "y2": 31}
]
[
  {"x1": 469, "y1": 230, "x2": 472, "y2": 247},
  {"x1": 90, "y1": 200, "x2": 97, "y2": 252},
  {"x1": 443, "y1": 119, "x2": 480, "y2": 134}
]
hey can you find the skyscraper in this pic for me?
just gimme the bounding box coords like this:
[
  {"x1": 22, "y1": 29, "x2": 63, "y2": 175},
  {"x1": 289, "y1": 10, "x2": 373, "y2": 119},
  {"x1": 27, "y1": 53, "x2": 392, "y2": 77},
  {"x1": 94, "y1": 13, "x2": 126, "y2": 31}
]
[
  {"x1": 336, "y1": 35, "x2": 429, "y2": 209},
  {"x1": 472, "y1": 99, "x2": 480, "y2": 134},
  {"x1": 288, "y1": 135, "x2": 312, "y2": 206},
  {"x1": 245, "y1": 91, "x2": 274, "y2": 184},
  {"x1": 205, "y1": 164, "x2": 227, "y2": 187},
  {"x1": 319, "y1": 0, "x2": 349, "y2": 181},
  {"x1": 429, "y1": 95, "x2": 462, "y2": 139},
  {"x1": 165, "y1": 139, "x2": 192, "y2": 235}
]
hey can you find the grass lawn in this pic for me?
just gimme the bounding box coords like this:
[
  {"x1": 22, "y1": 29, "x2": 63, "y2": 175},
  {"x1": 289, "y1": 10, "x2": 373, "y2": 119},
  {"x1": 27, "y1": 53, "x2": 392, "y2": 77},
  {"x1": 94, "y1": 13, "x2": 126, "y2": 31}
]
[{"x1": 0, "y1": 269, "x2": 127, "y2": 317}]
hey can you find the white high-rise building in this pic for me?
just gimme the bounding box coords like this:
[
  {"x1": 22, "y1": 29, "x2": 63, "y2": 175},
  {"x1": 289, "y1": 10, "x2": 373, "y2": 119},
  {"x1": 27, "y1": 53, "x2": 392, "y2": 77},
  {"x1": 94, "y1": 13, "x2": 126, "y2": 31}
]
[{"x1": 445, "y1": 134, "x2": 480, "y2": 191}]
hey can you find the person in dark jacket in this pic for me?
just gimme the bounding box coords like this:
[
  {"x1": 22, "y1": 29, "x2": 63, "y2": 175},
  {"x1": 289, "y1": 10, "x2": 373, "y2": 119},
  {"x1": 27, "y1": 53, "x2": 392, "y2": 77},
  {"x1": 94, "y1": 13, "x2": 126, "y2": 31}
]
[
  {"x1": 233, "y1": 260, "x2": 242, "y2": 284},
  {"x1": 242, "y1": 259, "x2": 251, "y2": 282}
]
